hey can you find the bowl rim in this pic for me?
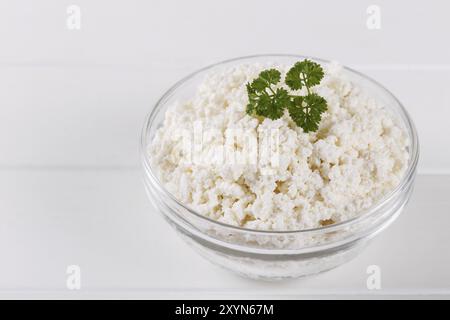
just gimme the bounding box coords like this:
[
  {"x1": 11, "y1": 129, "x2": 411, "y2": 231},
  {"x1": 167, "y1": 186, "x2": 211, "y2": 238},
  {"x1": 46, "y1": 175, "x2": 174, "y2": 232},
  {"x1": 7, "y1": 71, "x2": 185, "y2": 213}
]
[{"x1": 140, "y1": 53, "x2": 420, "y2": 235}]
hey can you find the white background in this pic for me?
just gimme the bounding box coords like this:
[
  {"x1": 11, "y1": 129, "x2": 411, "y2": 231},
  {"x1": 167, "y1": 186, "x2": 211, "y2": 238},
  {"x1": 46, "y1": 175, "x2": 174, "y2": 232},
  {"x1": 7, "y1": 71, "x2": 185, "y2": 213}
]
[{"x1": 0, "y1": 0, "x2": 449, "y2": 298}]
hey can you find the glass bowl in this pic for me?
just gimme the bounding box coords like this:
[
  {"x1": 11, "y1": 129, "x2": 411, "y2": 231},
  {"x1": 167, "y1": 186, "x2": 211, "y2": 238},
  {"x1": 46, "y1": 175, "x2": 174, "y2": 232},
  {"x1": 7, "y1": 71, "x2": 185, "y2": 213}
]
[{"x1": 140, "y1": 54, "x2": 419, "y2": 280}]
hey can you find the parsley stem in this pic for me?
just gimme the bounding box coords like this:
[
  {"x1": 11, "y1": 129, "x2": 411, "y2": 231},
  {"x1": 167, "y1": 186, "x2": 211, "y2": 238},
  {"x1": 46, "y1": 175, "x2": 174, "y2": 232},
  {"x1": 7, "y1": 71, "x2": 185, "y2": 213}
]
[{"x1": 301, "y1": 73, "x2": 311, "y2": 95}]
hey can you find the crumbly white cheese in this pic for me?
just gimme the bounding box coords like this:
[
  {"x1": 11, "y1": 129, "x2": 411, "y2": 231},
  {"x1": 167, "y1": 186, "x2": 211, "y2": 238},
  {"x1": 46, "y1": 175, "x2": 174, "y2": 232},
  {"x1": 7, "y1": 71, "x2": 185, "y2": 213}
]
[{"x1": 149, "y1": 62, "x2": 409, "y2": 231}]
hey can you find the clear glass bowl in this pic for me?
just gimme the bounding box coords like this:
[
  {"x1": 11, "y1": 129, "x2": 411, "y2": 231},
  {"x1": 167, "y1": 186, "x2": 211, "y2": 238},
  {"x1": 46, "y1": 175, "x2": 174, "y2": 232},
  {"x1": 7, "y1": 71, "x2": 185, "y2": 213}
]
[{"x1": 140, "y1": 54, "x2": 419, "y2": 280}]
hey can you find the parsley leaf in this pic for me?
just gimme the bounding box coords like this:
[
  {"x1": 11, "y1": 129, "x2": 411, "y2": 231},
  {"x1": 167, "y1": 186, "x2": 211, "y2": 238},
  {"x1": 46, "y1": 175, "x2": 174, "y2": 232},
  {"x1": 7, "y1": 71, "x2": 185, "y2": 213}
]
[
  {"x1": 245, "y1": 60, "x2": 327, "y2": 132},
  {"x1": 288, "y1": 93, "x2": 327, "y2": 132},
  {"x1": 249, "y1": 69, "x2": 281, "y2": 92},
  {"x1": 257, "y1": 88, "x2": 290, "y2": 120},
  {"x1": 246, "y1": 83, "x2": 258, "y2": 115},
  {"x1": 245, "y1": 69, "x2": 287, "y2": 120},
  {"x1": 259, "y1": 69, "x2": 281, "y2": 86},
  {"x1": 285, "y1": 59, "x2": 324, "y2": 91}
]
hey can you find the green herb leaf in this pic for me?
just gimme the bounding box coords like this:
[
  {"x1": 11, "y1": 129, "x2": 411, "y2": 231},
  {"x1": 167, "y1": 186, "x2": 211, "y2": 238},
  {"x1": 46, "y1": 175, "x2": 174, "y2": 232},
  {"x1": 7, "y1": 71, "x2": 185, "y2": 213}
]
[
  {"x1": 246, "y1": 83, "x2": 258, "y2": 115},
  {"x1": 256, "y1": 88, "x2": 290, "y2": 120},
  {"x1": 249, "y1": 69, "x2": 281, "y2": 92},
  {"x1": 245, "y1": 60, "x2": 328, "y2": 132},
  {"x1": 259, "y1": 69, "x2": 281, "y2": 86},
  {"x1": 245, "y1": 69, "x2": 287, "y2": 120},
  {"x1": 288, "y1": 93, "x2": 327, "y2": 132},
  {"x1": 285, "y1": 59, "x2": 324, "y2": 91}
]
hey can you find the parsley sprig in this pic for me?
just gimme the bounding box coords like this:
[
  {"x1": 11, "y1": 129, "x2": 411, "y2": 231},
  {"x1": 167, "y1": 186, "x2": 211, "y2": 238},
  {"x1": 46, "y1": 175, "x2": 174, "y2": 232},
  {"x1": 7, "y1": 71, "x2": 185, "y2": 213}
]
[{"x1": 246, "y1": 59, "x2": 327, "y2": 133}]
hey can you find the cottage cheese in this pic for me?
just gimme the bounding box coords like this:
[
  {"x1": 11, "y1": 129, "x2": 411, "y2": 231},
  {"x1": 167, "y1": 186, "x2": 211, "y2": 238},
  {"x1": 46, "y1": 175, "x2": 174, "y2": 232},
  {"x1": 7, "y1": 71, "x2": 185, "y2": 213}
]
[{"x1": 148, "y1": 62, "x2": 409, "y2": 231}]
